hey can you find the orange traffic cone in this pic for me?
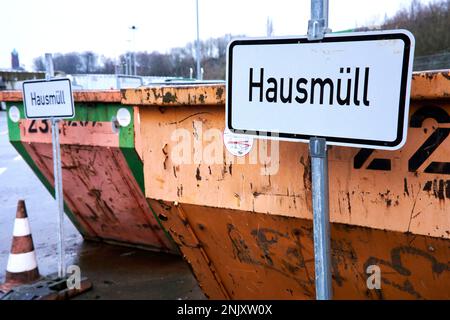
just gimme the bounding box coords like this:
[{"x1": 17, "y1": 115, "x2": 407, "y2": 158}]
[{"x1": 0, "y1": 200, "x2": 40, "y2": 294}]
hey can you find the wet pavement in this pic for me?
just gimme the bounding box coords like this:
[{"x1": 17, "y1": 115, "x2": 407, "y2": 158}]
[{"x1": 0, "y1": 111, "x2": 205, "y2": 299}]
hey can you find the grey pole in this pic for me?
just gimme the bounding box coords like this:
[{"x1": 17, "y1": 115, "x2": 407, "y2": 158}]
[
  {"x1": 44, "y1": 53, "x2": 54, "y2": 79},
  {"x1": 307, "y1": 0, "x2": 330, "y2": 40},
  {"x1": 45, "y1": 53, "x2": 65, "y2": 279},
  {"x1": 51, "y1": 118, "x2": 65, "y2": 278},
  {"x1": 131, "y1": 26, "x2": 137, "y2": 76},
  {"x1": 195, "y1": 0, "x2": 202, "y2": 80},
  {"x1": 309, "y1": 138, "x2": 332, "y2": 299},
  {"x1": 307, "y1": 0, "x2": 332, "y2": 300}
]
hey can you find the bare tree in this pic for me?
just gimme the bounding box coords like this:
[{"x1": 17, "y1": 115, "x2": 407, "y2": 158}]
[{"x1": 31, "y1": 34, "x2": 244, "y2": 79}]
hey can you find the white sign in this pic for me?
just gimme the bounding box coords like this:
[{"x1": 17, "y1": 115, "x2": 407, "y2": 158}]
[
  {"x1": 116, "y1": 108, "x2": 131, "y2": 127},
  {"x1": 23, "y1": 78, "x2": 74, "y2": 119},
  {"x1": 226, "y1": 30, "x2": 415, "y2": 150}
]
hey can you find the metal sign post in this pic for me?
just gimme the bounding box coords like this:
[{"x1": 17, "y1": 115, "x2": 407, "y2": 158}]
[
  {"x1": 51, "y1": 117, "x2": 65, "y2": 278},
  {"x1": 195, "y1": 0, "x2": 202, "y2": 80},
  {"x1": 23, "y1": 54, "x2": 74, "y2": 278},
  {"x1": 307, "y1": 0, "x2": 330, "y2": 40},
  {"x1": 308, "y1": 0, "x2": 332, "y2": 301}
]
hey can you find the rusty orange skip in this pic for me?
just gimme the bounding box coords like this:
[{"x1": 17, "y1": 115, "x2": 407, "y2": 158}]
[
  {"x1": 1, "y1": 70, "x2": 449, "y2": 299},
  {"x1": 124, "y1": 70, "x2": 450, "y2": 299}
]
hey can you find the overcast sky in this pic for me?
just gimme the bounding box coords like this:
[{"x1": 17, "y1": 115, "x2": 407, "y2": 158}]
[{"x1": 1, "y1": 0, "x2": 432, "y2": 70}]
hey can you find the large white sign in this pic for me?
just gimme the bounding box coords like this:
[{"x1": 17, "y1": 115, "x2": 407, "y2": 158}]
[
  {"x1": 23, "y1": 78, "x2": 74, "y2": 119},
  {"x1": 226, "y1": 30, "x2": 415, "y2": 150}
]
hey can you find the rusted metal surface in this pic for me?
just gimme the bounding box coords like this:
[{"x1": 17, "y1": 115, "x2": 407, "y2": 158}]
[
  {"x1": 1, "y1": 276, "x2": 92, "y2": 300},
  {"x1": 149, "y1": 200, "x2": 450, "y2": 299},
  {"x1": 23, "y1": 142, "x2": 172, "y2": 249},
  {"x1": 136, "y1": 70, "x2": 450, "y2": 299},
  {"x1": 411, "y1": 70, "x2": 450, "y2": 100},
  {"x1": 1, "y1": 200, "x2": 41, "y2": 292},
  {"x1": 155, "y1": 201, "x2": 230, "y2": 299},
  {"x1": 3, "y1": 70, "x2": 449, "y2": 299},
  {"x1": 133, "y1": 106, "x2": 144, "y2": 161},
  {"x1": 137, "y1": 101, "x2": 450, "y2": 240},
  {"x1": 0, "y1": 90, "x2": 121, "y2": 103},
  {"x1": 117, "y1": 71, "x2": 450, "y2": 107},
  {"x1": 121, "y1": 84, "x2": 225, "y2": 106},
  {"x1": 0, "y1": 91, "x2": 24, "y2": 102},
  {"x1": 21, "y1": 119, "x2": 119, "y2": 147}
]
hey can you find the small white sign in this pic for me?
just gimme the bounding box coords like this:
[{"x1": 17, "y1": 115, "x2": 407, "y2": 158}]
[
  {"x1": 223, "y1": 128, "x2": 254, "y2": 156},
  {"x1": 226, "y1": 30, "x2": 415, "y2": 150},
  {"x1": 9, "y1": 106, "x2": 20, "y2": 123},
  {"x1": 23, "y1": 78, "x2": 74, "y2": 119}
]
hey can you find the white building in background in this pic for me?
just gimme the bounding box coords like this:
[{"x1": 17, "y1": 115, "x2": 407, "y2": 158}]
[
  {"x1": 0, "y1": 71, "x2": 184, "y2": 92},
  {"x1": 68, "y1": 74, "x2": 183, "y2": 90},
  {"x1": 0, "y1": 69, "x2": 45, "y2": 90}
]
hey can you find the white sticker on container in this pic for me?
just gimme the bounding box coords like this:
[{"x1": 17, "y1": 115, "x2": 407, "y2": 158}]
[
  {"x1": 116, "y1": 108, "x2": 131, "y2": 127},
  {"x1": 111, "y1": 116, "x2": 119, "y2": 134},
  {"x1": 9, "y1": 106, "x2": 20, "y2": 123},
  {"x1": 223, "y1": 128, "x2": 254, "y2": 157}
]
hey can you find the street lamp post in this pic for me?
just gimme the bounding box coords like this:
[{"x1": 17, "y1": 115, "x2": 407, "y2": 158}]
[
  {"x1": 131, "y1": 25, "x2": 137, "y2": 76},
  {"x1": 196, "y1": 0, "x2": 202, "y2": 80}
]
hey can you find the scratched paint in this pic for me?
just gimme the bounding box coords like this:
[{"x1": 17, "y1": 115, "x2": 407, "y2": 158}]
[
  {"x1": 136, "y1": 100, "x2": 450, "y2": 240},
  {"x1": 149, "y1": 200, "x2": 450, "y2": 299}
]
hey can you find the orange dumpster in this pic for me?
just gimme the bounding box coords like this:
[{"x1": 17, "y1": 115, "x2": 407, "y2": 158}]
[
  {"x1": 1, "y1": 90, "x2": 177, "y2": 254},
  {"x1": 120, "y1": 70, "x2": 450, "y2": 299},
  {"x1": 1, "y1": 70, "x2": 449, "y2": 299}
]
